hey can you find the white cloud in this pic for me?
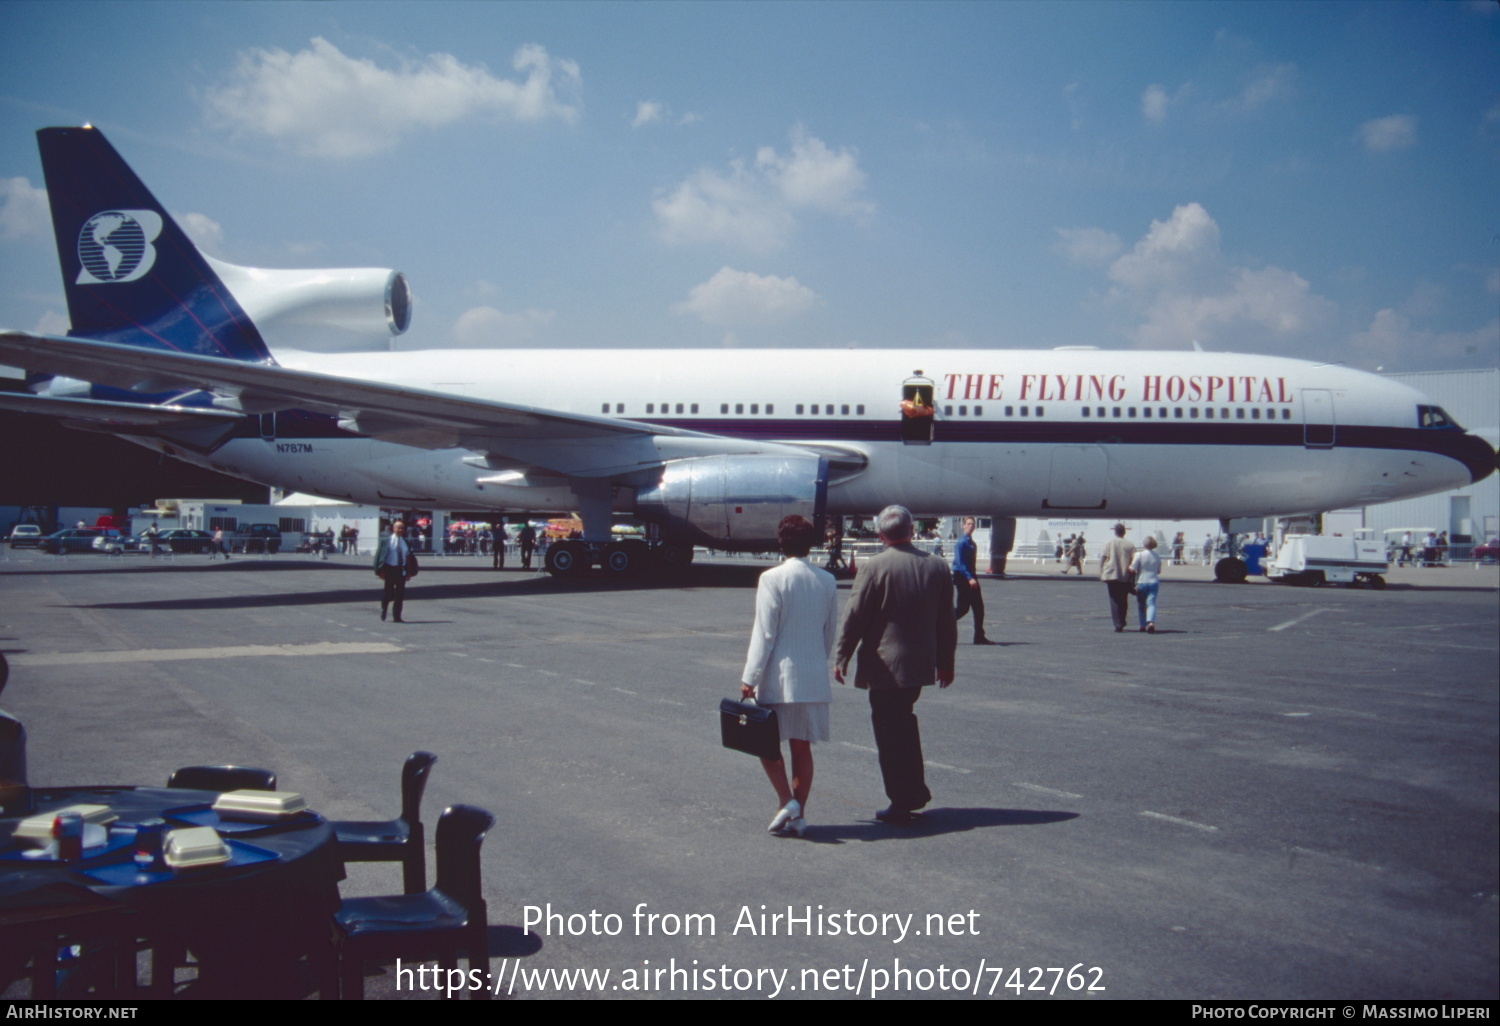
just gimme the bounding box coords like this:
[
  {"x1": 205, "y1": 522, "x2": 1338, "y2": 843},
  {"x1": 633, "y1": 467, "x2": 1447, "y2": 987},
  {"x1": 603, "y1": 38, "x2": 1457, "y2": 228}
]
[
  {"x1": 1350, "y1": 309, "x2": 1499, "y2": 367},
  {"x1": 1107, "y1": 203, "x2": 1221, "y2": 291},
  {"x1": 756, "y1": 129, "x2": 871, "y2": 216},
  {"x1": 1234, "y1": 63, "x2": 1296, "y2": 110},
  {"x1": 0, "y1": 177, "x2": 49, "y2": 238},
  {"x1": 205, "y1": 37, "x2": 581, "y2": 158},
  {"x1": 35, "y1": 310, "x2": 69, "y2": 336},
  {"x1": 1359, "y1": 114, "x2": 1417, "y2": 153},
  {"x1": 1080, "y1": 203, "x2": 1336, "y2": 352},
  {"x1": 451, "y1": 305, "x2": 554, "y2": 347},
  {"x1": 1142, "y1": 84, "x2": 1170, "y2": 124},
  {"x1": 632, "y1": 101, "x2": 663, "y2": 127},
  {"x1": 176, "y1": 212, "x2": 224, "y2": 256},
  {"x1": 672, "y1": 267, "x2": 819, "y2": 326},
  {"x1": 654, "y1": 127, "x2": 870, "y2": 252},
  {"x1": 1054, "y1": 226, "x2": 1122, "y2": 265}
]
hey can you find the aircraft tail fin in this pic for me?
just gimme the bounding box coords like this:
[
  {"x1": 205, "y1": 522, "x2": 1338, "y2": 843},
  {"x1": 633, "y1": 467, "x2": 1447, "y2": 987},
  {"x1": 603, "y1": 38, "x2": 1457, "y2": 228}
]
[{"x1": 36, "y1": 126, "x2": 274, "y2": 364}]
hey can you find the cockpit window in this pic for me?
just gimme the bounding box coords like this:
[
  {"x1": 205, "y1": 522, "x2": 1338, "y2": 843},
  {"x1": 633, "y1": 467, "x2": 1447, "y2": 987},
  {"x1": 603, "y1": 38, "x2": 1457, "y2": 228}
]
[{"x1": 1418, "y1": 405, "x2": 1461, "y2": 430}]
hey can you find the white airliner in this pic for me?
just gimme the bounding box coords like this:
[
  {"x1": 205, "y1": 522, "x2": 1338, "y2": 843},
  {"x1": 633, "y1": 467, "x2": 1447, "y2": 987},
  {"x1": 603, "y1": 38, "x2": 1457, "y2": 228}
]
[{"x1": 0, "y1": 126, "x2": 1492, "y2": 579}]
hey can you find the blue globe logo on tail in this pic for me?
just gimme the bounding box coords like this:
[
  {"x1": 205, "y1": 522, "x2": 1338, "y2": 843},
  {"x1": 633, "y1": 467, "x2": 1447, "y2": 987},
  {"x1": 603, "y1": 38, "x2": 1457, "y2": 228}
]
[{"x1": 77, "y1": 209, "x2": 163, "y2": 284}]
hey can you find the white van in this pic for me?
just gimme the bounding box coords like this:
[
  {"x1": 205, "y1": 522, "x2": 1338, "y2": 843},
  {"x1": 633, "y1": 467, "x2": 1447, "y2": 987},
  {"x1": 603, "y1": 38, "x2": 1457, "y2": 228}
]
[{"x1": 1268, "y1": 534, "x2": 1388, "y2": 589}]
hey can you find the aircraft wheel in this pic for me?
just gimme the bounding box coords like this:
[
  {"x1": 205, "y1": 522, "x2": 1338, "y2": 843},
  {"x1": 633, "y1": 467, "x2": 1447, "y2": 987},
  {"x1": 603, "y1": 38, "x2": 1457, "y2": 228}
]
[
  {"x1": 656, "y1": 540, "x2": 695, "y2": 571},
  {"x1": 1213, "y1": 556, "x2": 1248, "y2": 583},
  {"x1": 546, "y1": 541, "x2": 582, "y2": 576},
  {"x1": 603, "y1": 543, "x2": 637, "y2": 574}
]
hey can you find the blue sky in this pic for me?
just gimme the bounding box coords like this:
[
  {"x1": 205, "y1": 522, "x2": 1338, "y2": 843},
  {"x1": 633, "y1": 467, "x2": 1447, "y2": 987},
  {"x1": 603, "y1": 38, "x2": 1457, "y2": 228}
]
[{"x1": 1, "y1": 0, "x2": 1496, "y2": 371}]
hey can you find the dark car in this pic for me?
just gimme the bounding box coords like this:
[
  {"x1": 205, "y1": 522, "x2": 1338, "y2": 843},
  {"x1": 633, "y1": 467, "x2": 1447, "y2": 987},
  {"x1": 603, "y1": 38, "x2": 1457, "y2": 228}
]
[
  {"x1": 157, "y1": 529, "x2": 215, "y2": 554},
  {"x1": 231, "y1": 524, "x2": 282, "y2": 554},
  {"x1": 38, "y1": 528, "x2": 108, "y2": 554}
]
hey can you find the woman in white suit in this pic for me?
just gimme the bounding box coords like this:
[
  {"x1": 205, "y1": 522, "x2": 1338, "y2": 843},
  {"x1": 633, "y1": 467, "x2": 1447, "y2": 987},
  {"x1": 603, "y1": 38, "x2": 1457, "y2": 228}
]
[{"x1": 740, "y1": 515, "x2": 840, "y2": 838}]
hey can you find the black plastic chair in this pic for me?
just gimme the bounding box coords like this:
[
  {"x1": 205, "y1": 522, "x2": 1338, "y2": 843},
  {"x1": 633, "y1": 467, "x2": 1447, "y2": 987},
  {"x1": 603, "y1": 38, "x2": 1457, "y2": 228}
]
[
  {"x1": 331, "y1": 751, "x2": 436, "y2": 894},
  {"x1": 333, "y1": 804, "x2": 494, "y2": 1000},
  {"x1": 166, "y1": 766, "x2": 277, "y2": 791}
]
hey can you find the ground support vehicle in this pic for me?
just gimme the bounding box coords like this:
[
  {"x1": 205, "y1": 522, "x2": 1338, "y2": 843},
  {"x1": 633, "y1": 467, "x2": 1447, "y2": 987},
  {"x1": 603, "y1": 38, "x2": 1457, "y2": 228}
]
[
  {"x1": 1269, "y1": 534, "x2": 1388, "y2": 588},
  {"x1": 230, "y1": 524, "x2": 283, "y2": 554}
]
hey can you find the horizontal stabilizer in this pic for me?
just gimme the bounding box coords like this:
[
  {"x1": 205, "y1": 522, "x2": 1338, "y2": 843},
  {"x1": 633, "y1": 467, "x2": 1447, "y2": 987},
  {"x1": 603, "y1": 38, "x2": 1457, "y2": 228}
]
[{"x1": 0, "y1": 390, "x2": 242, "y2": 430}]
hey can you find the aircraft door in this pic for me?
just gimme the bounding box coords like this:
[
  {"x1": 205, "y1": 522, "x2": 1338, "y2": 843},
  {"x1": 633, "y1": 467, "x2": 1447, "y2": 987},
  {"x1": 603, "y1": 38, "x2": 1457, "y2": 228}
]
[
  {"x1": 901, "y1": 372, "x2": 935, "y2": 445},
  {"x1": 1044, "y1": 446, "x2": 1107, "y2": 510},
  {"x1": 1302, "y1": 389, "x2": 1335, "y2": 448}
]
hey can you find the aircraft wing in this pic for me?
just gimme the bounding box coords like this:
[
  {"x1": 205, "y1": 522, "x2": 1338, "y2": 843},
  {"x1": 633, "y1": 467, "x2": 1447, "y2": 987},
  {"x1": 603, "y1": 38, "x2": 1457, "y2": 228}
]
[
  {"x1": 0, "y1": 390, "x2": 243, "y2": 431},
  {"x1": 0, "y1": 330, "x2": 803, "y2": 478}
]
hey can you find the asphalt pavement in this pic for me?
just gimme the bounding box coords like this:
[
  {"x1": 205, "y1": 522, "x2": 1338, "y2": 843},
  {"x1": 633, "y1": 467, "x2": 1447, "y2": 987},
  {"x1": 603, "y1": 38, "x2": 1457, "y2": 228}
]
[{"x1": 2, "y1": 546, "x2": 1496, "y2": 1000}]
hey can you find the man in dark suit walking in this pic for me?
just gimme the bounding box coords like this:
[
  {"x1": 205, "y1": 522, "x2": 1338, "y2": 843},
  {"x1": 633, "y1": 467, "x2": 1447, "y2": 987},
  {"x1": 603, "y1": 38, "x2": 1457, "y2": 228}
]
[
  {"x1": 374, "y1": 520, "x2": 413, "y2": 622},
  {"x1": 835, "y1": 505, "x2": 957, "y2": 826}
]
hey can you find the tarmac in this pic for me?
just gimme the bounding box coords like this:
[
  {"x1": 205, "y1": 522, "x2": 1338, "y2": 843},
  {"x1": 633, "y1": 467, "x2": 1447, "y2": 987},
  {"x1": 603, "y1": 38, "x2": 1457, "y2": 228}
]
[{"x1": 1, "y1": 545, "x2": 1496, "y2": 1000}]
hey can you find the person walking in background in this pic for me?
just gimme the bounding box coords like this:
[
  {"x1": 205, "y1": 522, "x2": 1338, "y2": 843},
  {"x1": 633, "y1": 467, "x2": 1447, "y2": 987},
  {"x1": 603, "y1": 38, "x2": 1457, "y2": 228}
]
[
  {"x1": 835, "y1": 505, "x2": 957, "y2": 826},
  {"x1": 739, "y1": 515, "x2": 839, "y2": 839},
  {"x1": 951, "y1": 516, "x2": 993, "y2": 644},
  {"x1": 1099, "y1": 523, "x2": 1137, "y2": 633},
  {"x1": 519, "y1": 521, "x2": 537, "y2": 569},
  {"x1": 1062, "y1": 533, "x2": 1086, "y2": 575},
  {"x1": 1130, "y1": 536, "x2": 1162, "y2": 634}
]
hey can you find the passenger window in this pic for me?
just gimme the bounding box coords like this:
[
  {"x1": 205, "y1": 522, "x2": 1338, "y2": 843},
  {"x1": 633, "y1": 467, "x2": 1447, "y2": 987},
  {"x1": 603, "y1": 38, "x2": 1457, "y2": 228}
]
[
  {"x1": 1128, "y1": 407, "x2": 1136, "y2": 418},
  {"x1": 766, "y1": 404, "x2": 774, "y2": 415},
  {"x1": 1206, "y1": 409, "x2": 1214, "y2": 419},
  {"x1": 1236, "y1": 408, "x2": 1245, "y2": 420},
  {"x1": 857, "y1": 405, "x2": 865, "y2": 415},
  {"x1": 959, "y1": 406, "x2": 967, "y2": 416},
  {"x1": 1082, "y1": 407, "x2": 1090, "y2": 417},
  {"x1": 1190, "y1": 408, "x2": 1199, "y2": 419},
  {"x1": 1035, "y1": 406, "x2": 1044, "y2": 416},
  {"x1": 840, "y1": 404, "x2": 849, "y2": 415},
  {"x1": 646, "y1": 404, "x2": 655, "y2": 414},
  {"x1": 616, "y1": 404, "x2": 624, "y2": 414},
  {"x1": 796, "y1": 405, "x2": 804, "y2": 415},
  {"x1": 721, "y1": 404, "x2": 729, "y2": 414},
  {"x1": 1005, "y1": 406, "x2": 1014, "y2": 416},
  {"x1": 736, "y1": 404, "x2": 744, "y2": 415},
  {"x1": 1020, "y1": 406, "x2": 1029, "y2": 417},
  {"x1": 750, "y1": 404, "x2": 758, "y2": 414},
  {"x1": 974, "y1": 406, "x2": 982, "y2": 416},
  {"x1": 676, "y1": 404, "x2": 684, "y2": 414},
  {"x1": 1251, "y1": 408, "x2": 1260, "y2": 420},
  {"x1": 1174, "y1": 408, "x2": 1183, "y2": 418},
  {"x1": 825, "y1": 405, "x2": 834, "y2": 415},
  {"x1": 691, "y1": 404, "x2": 698, "y2": 414},
  {"x1": 601, "y1": 403, "x2": 609, "y2": 414},
  {"x1": 944, "y1": 406, "x2": 952, "y2": 416},
  {"x1": 1112, "y1": 407, "x2": 1120, "y2": 418}
]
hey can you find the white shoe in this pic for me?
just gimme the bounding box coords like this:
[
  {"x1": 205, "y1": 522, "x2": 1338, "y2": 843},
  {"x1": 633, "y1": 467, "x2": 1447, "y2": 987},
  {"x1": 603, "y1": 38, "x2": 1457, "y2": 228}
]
[
  {"x1": 768, "y1": 799, "x2": 801, "y2": 834},
  {"x1": 780, "y1": 817, "x2": 807, "y2": 838}
]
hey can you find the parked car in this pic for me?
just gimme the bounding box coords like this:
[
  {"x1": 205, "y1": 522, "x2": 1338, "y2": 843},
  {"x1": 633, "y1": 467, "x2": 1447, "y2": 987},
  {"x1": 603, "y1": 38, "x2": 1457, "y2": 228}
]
[
  {"x1": 38, "y1": 528, "x2": 108, "y2": 554},
  {"x1": 230, "y1": 524, "x2": 282, "y2": 554},
  {"x1": 7, "y1": 525, "x2": 43, "y2": 548},
  {"x1": 93, "y1": 530, "x2": 148, "y2": 555},
  {"x1": 1473, "y1": 538, "x2": 1500, "y2": 564},
  {"x1": 157, "y1": 529, "x2": 215, "y2": 554}
]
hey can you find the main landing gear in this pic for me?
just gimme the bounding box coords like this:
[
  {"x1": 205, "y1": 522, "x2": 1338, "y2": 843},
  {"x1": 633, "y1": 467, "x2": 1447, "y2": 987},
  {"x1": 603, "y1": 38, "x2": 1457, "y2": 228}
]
[{"x1": 542, "y1": 538, "x2": 695, "y2": 577}]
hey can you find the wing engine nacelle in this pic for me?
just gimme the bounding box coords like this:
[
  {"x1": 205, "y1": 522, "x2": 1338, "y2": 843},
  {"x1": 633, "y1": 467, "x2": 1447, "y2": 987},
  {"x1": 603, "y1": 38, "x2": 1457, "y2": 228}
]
[
  {"x1": 205, "y1": 256, "x2": 411, "y2": 352},
  {"x1": 634, "y1": 454, "x2": 829, "y2": 551}
]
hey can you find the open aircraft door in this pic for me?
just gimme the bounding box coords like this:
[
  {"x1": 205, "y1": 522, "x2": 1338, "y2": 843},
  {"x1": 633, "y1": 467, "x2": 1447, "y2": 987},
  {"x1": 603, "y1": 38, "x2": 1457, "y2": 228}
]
[{"x1": 900, "y1": 371, "x2": 935, "y2": 445}]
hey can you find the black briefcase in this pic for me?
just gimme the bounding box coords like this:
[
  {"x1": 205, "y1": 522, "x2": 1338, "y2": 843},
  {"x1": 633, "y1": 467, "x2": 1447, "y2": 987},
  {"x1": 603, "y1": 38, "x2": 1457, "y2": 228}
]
[{"x1": 719, "y1": 698, "x2": 780, "y2": 760}]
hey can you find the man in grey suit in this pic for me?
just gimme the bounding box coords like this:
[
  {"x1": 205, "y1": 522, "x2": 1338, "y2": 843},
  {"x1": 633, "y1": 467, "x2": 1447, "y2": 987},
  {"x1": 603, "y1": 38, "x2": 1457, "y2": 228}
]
[{"x1": 835, "y1": 505, "x2": 958, "y2": 826}]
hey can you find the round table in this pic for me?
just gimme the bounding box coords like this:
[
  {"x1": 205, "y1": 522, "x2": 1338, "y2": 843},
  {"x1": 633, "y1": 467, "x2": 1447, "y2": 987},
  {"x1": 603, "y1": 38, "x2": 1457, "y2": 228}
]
[{"x1": 1, "y1": 786, "x2": 343, "y2": 998}]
